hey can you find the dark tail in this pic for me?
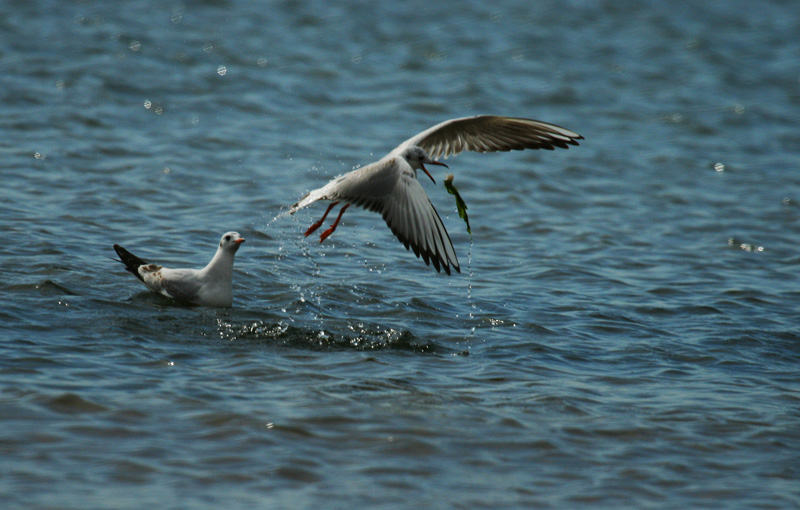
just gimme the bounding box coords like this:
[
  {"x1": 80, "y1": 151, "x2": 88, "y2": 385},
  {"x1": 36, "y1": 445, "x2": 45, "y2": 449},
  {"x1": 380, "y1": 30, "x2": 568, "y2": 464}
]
[{"x1": 113, "y1": 244, "x2": 147, "y2": 283}]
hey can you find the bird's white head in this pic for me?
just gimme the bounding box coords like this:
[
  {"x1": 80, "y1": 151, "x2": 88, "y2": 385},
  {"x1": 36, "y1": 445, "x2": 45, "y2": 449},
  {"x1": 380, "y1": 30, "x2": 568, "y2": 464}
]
[
  {"x1": 219, "y1": 231, "x2": 245, "y2": 252},
  {"x1": 401, "y1": 146, "x2": 448, "y2": 184}
]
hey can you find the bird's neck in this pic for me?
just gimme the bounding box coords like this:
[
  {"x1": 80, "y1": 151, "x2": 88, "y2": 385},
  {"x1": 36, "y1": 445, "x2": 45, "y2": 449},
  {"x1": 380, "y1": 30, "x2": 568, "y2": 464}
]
[{"x1": 202, "y1": 247, "x2": 234, "y2": 279}]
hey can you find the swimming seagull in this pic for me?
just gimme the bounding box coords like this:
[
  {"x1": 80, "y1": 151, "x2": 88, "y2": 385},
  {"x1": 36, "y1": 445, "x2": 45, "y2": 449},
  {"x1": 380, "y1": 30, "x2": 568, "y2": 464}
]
[
  {"x1": 290, "y1": 115, "x2": 583, "y2": 275},
  {"x1": 113, "y1": 231, "x2": 245, "y2": 307}
]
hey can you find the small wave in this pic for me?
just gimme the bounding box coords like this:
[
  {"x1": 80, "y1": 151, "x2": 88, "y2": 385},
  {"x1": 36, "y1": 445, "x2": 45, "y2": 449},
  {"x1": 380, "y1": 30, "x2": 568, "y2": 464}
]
[
  {"x1": 44, "y1": 393, "x2": 108, "y2": 414},
  {"x1": 16, "y1": 280, "x2": 80, "y2": 296}
]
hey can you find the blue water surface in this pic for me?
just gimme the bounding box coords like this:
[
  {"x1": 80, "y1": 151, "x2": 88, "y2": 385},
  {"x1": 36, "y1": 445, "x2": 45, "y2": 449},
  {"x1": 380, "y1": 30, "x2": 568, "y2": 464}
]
[{"x1": 1, "y1": 0, "x2": 799, "y2": 508}]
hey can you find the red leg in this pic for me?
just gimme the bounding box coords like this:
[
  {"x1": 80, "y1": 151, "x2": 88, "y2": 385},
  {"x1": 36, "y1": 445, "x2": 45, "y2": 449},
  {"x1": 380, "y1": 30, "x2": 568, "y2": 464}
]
[
  {"x1": 305, "y1": 201, "x2": 339, "y2": 237},
  {"x1": 319, "y1": 203, "x2": 350, "y2": 243}
]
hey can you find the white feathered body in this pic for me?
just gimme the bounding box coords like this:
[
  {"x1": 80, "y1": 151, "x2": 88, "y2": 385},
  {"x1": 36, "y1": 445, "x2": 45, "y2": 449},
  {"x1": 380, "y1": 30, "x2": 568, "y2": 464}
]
[
  {"x1": 138, "y1": 249, "x2": 235, "y2": 307},
  {"x1": 291, "y1": 154, "x2": 459, "y2": 274},
  {"x1": 114, "y1": 231, "x2": 243, "y2": 307}
]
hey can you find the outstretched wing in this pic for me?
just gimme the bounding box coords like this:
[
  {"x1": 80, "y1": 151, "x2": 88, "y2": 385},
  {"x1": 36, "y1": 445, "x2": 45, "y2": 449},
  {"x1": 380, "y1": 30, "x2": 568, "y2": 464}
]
[
  {"x1": 327, "y1": 157, "x2": 461, "y2": 275},
  {"x1": 391, "y1": 115, "x2": 583, "y2": 160}
]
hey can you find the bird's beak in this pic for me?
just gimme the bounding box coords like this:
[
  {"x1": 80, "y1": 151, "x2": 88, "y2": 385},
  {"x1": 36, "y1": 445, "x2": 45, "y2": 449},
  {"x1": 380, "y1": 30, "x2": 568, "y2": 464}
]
[
  {"x1": 235, "y1": 238, "x2": 245, "y2": 244},
  {"x1": 420, "y1": 160, "x2": 447, "y2": 184}
]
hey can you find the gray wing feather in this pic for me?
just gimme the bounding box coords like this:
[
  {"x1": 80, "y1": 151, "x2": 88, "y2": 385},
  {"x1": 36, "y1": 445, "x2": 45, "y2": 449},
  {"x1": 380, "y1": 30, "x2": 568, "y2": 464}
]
[
  {"x1": 144, "y1": 268, "x2": 203, "y2": 302},
  {"x1": 381, "y1": 170, "x2": 459, "y2": 275},
  {"x1": 392, "y1": 115, "x2": 583, "y2": 160}
]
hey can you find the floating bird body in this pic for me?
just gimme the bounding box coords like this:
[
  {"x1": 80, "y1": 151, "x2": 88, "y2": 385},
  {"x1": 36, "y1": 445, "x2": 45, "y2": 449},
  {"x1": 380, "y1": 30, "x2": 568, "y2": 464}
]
[
  {"x1": 113, "y1": 231, "x2": 245, "y2": 307},
  {"x1": 290, "y1": 115, "x2": 582, "y2": 275}
]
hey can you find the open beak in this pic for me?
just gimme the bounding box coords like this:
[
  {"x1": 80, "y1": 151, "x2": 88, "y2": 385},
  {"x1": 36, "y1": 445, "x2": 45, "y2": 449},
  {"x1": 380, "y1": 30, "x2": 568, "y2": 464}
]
[{"x1": 420, "y1": 160, "x2": 448, "y2": 184}]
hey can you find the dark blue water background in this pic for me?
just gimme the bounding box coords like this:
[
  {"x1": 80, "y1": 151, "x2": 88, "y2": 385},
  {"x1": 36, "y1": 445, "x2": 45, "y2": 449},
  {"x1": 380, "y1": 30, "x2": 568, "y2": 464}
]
[{"x1": 1, "y1": 1, "x2": 799, "y2": 508}]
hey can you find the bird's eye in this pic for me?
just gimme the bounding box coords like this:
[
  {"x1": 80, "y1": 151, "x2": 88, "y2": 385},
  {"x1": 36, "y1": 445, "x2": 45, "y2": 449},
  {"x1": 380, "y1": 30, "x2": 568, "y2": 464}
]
[{"x1": 224, "y1": 235, "x2": 231, "y2": 241}]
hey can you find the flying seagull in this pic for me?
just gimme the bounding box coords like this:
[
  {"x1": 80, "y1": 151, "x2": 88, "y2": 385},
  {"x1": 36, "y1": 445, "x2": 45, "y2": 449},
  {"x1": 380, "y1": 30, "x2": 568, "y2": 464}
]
[
  {"x1": 290, "y1": 115, "x2": 582, "y2": 275},
  {"x1": 113, "y1": 231, "x2": 245, "y2": 307}
]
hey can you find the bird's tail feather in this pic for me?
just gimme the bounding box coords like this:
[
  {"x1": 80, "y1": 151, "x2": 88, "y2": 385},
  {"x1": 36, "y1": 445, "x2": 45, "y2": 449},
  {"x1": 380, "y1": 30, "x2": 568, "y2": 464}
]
[
  {"x1": 290, "y1": 187, "x2": 328, "y2": 214},
  {"x1": 113, "y1": 244, "x2": 147, "y2": 282}
]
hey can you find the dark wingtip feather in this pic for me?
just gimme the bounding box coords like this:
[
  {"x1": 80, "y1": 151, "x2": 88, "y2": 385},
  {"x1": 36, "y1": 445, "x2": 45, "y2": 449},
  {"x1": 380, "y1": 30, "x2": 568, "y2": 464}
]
[{"x1": 384, "y1": 219, "x2": 458, "y2": 276}]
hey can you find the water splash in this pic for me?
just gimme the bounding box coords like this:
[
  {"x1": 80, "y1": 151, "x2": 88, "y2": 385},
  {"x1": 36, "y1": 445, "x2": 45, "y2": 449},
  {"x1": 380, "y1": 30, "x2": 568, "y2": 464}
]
[
  {"x1": 467, "y1": 236, "x2": 476, "y2": 338},
  {"x1": 269, "y1": 209, "x2": 293, "y2": 224},
  {"x1": 727, "y1": 237, "x2": 764, "y2": 253},
  {"x1": 216, "y1": 319, "x2": 442, "y2": 353}
]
